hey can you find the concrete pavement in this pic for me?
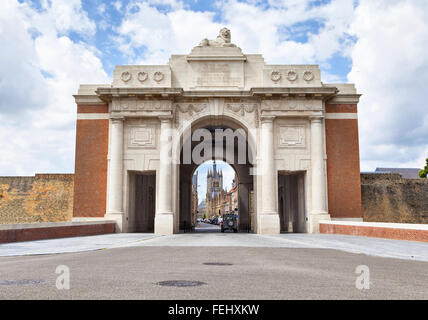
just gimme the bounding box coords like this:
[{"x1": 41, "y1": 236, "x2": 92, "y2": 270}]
[
  {"x1": 1, "y1": 232, "x2": 428, "y2": 262},
  {"x1": 0, "y1": 245, "x2": 427, "y2": 299},
  {"x1": 1, "y1": 232, "x2": 428, "y2": 299}
]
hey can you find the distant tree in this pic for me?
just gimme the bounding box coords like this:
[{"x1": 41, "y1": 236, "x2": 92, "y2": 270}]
[
  {"x1": 419, "y1": 158, "x2": 428, "y2": 178},
  {"x1": 202, "y1": 213, "x2": 206, "y2": 220}
]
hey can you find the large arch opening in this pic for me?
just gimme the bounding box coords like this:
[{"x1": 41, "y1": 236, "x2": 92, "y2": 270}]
[
  {"x1": 192, "y1": 160, "x2": 239, "y2": 233},
  {"x1": 177, "y1": 116, "x2": 255, "y2": 233}
]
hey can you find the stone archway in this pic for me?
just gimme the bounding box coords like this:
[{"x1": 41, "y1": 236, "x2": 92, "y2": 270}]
[{"x1": 176, "y1": 116, "x2": 255, "y2": 233}]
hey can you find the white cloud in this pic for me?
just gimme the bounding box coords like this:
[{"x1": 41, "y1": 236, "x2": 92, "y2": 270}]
[
  {"x1": 114, "y1": 0, "x2": 356, "y2": 66},
  {"x1": 348, "y1": 0, "x2": 428, "y2": 171},
  {"x1": 1, "y1": 0, "x2": 427, "y2": 177},
  {"x1": 0, "y1": 0, "x2": 108, "y2": 175},
  {"x1": 31, "y1": 0, "x2": 96, "y2": 37},
  {"x1": 114, "y1": 1, "x2": 220, "y2": 63},
  {"x1": 113, "y1": 1, "x2": 123, "y2": 12}
]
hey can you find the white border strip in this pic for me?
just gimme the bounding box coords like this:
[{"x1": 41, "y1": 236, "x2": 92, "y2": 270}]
[
  {"x1": 77, "y1": 113, "x2": 109, "y2": 120},
  {"x1": 320, "y1": 220, "x2": 428, "y2": 230},
  {"x1": 325, "y1": 113, "x2": 358, "y2": 119}
]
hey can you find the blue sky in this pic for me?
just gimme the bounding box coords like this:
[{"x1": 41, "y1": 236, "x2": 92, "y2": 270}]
[{"x1": 1, "y1": 0, "x2": 427, "y2": 177}]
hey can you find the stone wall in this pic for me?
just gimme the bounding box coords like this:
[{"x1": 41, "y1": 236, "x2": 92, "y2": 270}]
[
  {"x1": 0, "y1": 174, "x2": 74, "y2": 224},
  {"x1": 361, "y1": 173, "x2": 428, "y2": 223}
]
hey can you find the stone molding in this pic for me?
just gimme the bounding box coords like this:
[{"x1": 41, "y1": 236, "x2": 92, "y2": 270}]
[
  {"x1": 277, "y1": 125, "x2": 306, "y2": 148},
  {"x1": 77, "y1": 113, "x2": 109, "y2": 120},
  {"x1": 175, "y1": 103, "x2": 208, "y2": 115},
  {"x1": 127, "y1": 125, "x2": 156, "y2": 149},
  {"x1": 326, "y1": 94, "x2": 361, "y2": 104},
  {"x1": 73, "y1": 95, "x2": 105, "y2": 105},
  {"x1": 261, "y1": 99, "x2": 322, "y2": 111},
  {"x1": 111, "y1": 99, "x2": 173, "y2": 112},
  {"x1": 325, "y1": 113, "x2": 358, "y2": 119}
]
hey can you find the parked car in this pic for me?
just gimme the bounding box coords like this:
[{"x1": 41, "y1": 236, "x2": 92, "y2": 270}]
[{"x1": 221, "y1": 214, "x2": 238, "y2": 233}]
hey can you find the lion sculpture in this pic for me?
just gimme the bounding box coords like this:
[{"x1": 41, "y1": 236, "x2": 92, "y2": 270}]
[{"x1": 198, "y1": 27, "x2": 236, "y2": 47}]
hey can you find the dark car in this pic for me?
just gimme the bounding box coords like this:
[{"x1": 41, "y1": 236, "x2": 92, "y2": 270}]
[{"x1": 221, "y1": 214, "x2": 238, "y2": 233}]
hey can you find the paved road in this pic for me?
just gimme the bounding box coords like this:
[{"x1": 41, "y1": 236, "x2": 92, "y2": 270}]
[
  {"x1": 0, "y1": 245, "x2": 427, "y2": 299},
  {"x1": 2, "y1": 233, "x2": 428, "y2": 262},
  {"x1": 194, "y1": 222, "x2": 220, "y2": 233},
  {"x1": 1, "y1": 233, "x2": 428, "y2": 299}
]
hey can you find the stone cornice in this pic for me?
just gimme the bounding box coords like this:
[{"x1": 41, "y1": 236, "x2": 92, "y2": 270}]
[
  {"x1": 92, "y1": 86, "x2": 359, "y2": 105},
  {"x1": 186, "y1": 55, "x2": 247, "y2": 61},
  {"x1": 250, "y1": 87, "x2": 338, "y2": 98},
  {"x1": 326, "y1": 94, "x2": 362, "y2": 104},
  {"x1": 96, "y1": 87, "x2": 184, "y2": 101},
  {"x1": 73, "y1": 94, "x2": 106, "y2": 105}
]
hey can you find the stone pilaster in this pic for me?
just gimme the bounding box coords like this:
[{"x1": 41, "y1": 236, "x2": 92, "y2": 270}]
[
  {"x1": 105, "y1": 116, "x2": 124, "y2": 231},
  {"x1": 155, "y1": 116, "x2": 174, "y2": 235},
  {"x1": 258, "y1": 116, "x2": 280, "y2": 234},
  {"x1": 308, "y1": 116, "x2": 330, "y2": 232}
]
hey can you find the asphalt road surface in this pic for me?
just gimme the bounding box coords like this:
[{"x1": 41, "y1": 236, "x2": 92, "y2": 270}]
[
  {"x1": 194, "y1": 222, "x2": 220, "y2": 232},
  {"x1": 1, "y1": 245, "x2": 427, "y2": 299}
]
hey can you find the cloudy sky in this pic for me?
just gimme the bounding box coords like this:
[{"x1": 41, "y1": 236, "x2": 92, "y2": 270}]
[{"x1": 0, "y1": 0, "x2": 427, "y2": 184}]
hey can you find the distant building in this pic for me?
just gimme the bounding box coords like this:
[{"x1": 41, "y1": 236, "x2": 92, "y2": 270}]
[
  {"x1": 197, "y1": 199, "x2": 206, "y2": 219},
  {"x1": 205, "y1": 162, "x2": 240, "y2": 219},
  {"x1": 226, "y1": 174, "x2": 239, "y2": 214},
  {"x1": 375, "y1": 168, "x2": 422, "y2": 179},
  {"x1": 191, "y1": 172, "x2": 198, "y2": 225},
  {"x1": 206, "y1": 161, "x2": 227, "y2": 218}
]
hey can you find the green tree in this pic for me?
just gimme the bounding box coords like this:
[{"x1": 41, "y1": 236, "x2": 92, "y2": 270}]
[
  {"x1": 202, "y1": 213, "x2": 206, "y2": 220},
  {"x1": 419, "y1": 158, "x2": 428, "y2": 178}
]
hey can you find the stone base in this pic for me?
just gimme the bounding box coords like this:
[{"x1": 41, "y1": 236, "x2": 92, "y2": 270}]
[
  {"x1": 104, "y1": 212, "x2": 123, "y2": 232},
  {"x1": 307, "y1": 213, "x2": 331, "y2": 233},
  {"x1": 155, "y1": 214, "x2": 174, "y2": 235},
  {"x1": 257, "y1": 214, "x2": 280, "y2": 234}
]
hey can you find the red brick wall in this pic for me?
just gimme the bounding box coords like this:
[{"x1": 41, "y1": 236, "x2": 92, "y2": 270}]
[
  {"x1": 325, "y1": 104, "x2": 362, "y2": 218},
  {"x1": 73, "y1": 104, "x2": 109, "y2": 217},
  {"x1": 77, "y1": 105, "x2": 109, "y2": 113},
  {"x1": 0, "y1": 223, "x2": 115, "y2": 244},
  {"x1": 320, "y1": 223, "x2": 428, "y2": 242}
]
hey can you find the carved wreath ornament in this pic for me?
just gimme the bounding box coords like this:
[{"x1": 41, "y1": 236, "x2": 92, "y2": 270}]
[
  {"x1": 153, "y1": 71, "x2": 164, "y2": 82},
  {"x1": 287, "y1": 70, "x2": 298, "y2": 81},
  {"x1": 270, "y1": 70, "x2": 282, "y2": 82},
  {"x1": 303, "y1": 71, "x2": 314, "y2": 82},
  {"x1": 137, "y1": 72, "x2": 148, "y2": 82},
  {"x1": 176, "y1": 103, "x2": 208, "y2": 116},
  {"x1": 226, "y1": 103, "x2": 257, "y2": 116},
  {"x1": 121, "y1": 71, "x2": 132, "y2": 82}
]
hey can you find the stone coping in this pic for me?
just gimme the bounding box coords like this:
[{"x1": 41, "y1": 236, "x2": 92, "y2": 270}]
[
  {"x1": 319, "y1": 220, "x2": 428, "y2": 230},
  {"x1": 0, "y1": 220, "x2": 116, "y2": 231}
]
